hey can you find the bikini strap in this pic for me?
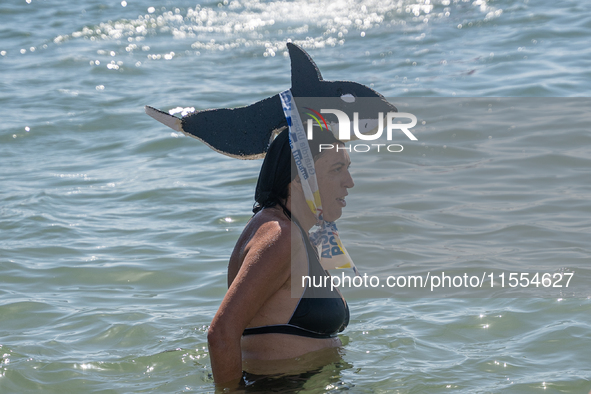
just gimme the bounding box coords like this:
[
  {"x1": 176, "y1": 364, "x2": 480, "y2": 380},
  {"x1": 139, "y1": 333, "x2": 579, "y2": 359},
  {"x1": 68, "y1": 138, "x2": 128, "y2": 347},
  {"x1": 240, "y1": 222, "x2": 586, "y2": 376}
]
[
  {"x1": 275, "y1": 200, "x2": 292, "y2": 221},
  {"x1": 275, "y1": 200, "x2": 321, "y2": 263},
  {"x1": 277, "y1": 200, "x2": 310, "y2": 235}
]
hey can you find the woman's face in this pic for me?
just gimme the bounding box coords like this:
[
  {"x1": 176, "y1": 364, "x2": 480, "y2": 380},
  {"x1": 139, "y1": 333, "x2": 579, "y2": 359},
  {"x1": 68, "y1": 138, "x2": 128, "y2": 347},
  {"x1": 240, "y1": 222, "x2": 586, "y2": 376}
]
[{"x1": 314, "y1": 145, "x2": 355, "y2": 222}]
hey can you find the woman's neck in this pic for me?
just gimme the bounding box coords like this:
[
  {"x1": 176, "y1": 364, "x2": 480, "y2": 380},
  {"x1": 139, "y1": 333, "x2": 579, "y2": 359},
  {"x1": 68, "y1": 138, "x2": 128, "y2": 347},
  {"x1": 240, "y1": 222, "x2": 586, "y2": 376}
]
[{"x1": 285, "y1": 195, "x2": 316, "y2": 232}]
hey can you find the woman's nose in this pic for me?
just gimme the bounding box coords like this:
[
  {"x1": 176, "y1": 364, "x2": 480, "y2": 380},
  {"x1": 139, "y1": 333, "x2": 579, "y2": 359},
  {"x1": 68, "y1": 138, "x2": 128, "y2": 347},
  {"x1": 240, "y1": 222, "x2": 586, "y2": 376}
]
[{"x1": 344, "y1": 169, "x2": 354, "y2": 188}]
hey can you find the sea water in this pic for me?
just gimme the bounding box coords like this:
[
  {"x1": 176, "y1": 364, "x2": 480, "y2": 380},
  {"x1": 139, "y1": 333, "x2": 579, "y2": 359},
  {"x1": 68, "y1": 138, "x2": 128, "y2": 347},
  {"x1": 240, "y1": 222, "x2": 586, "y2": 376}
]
[{"x1": 1, "y1": 0, "x2": 590, "y2": 392}]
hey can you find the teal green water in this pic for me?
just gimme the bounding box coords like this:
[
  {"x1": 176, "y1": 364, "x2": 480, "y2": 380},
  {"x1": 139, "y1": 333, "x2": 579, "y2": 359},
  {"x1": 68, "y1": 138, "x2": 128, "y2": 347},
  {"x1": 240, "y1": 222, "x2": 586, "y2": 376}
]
[{"x1": 1, "y1": 0, "x2": 590, "y2": 393}]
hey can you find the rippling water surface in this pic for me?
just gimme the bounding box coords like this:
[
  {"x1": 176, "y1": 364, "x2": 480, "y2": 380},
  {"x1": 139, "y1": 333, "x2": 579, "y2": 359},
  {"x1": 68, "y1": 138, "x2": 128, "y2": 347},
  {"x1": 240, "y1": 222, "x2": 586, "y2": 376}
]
[{"x1": 1, "y1": 0, "x2": 590, "y2": 392}]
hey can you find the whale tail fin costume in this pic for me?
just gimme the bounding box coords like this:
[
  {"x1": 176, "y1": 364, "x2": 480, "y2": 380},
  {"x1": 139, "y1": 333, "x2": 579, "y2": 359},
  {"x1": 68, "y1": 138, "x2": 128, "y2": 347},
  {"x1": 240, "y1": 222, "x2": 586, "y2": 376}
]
[
  {"x1": 145, "y1": 94, "x2": 284, "y2": 159},
  {"x1": 146, "y1": 42, "x2": 398, "y2": 273}
]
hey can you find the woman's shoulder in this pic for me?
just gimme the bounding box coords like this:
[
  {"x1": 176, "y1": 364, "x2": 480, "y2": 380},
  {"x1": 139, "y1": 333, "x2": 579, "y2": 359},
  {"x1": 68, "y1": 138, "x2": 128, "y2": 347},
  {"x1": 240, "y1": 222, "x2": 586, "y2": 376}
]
[
  {"x1": 229, "y1": 207, "x2": 293, "y2": 279},
  {"x1": 243, "y1": 207, "x2": 292, "y2": 257},
  {"x1": 247, "y1": 207, "x2": 292, "y2": 242}
]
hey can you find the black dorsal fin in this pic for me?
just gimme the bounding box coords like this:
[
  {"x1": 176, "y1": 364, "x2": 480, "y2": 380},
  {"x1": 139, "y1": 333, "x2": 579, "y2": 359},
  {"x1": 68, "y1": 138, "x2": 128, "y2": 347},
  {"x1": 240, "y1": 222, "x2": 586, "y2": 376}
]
[{"x1": 287, "y1": 42, "x2": 323, "y2": 96}]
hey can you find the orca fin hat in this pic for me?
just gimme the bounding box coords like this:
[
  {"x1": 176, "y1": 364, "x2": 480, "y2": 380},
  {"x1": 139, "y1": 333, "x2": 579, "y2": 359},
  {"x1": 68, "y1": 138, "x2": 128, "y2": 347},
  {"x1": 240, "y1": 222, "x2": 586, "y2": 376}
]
[{"x1": 145, "y1": 43, "x2": 397, "y2": 159}]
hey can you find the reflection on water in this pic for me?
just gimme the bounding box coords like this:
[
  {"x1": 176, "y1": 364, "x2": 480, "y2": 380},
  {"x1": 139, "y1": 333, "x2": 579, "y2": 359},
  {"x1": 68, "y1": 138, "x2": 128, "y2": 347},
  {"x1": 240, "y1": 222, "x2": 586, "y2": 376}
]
[{"x1": 2, "y1": 0, "x2": 591, "y2": 392}]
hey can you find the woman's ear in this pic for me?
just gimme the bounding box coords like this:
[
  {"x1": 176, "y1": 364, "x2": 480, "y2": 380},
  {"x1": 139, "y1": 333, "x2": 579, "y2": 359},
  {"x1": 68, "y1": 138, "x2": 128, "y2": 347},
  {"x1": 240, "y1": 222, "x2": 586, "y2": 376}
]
[{"x1": 290, "y1": 177, "x2": 303, "y2": 195}]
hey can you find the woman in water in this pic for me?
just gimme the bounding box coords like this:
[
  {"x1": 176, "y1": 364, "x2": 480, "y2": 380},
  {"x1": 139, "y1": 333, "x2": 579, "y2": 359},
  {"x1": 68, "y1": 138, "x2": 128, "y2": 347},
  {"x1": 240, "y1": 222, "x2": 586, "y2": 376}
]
[{"x1": 207, "y1": 128, "x2": 354, "y2": 386}]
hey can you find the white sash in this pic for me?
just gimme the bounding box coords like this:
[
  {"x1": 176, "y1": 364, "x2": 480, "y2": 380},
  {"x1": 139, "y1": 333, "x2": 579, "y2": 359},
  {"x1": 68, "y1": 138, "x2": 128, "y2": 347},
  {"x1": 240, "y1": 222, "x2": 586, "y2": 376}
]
[{"x1": 279, "y1": 90, "x2": 359, "y2": 275}]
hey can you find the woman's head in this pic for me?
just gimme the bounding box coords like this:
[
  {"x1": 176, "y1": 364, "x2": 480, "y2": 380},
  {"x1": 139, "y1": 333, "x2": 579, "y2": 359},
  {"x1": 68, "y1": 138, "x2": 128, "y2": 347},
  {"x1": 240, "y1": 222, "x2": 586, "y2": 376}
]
[{"x1": 253, "y1": 127, "x2": 345, "y2": 214}]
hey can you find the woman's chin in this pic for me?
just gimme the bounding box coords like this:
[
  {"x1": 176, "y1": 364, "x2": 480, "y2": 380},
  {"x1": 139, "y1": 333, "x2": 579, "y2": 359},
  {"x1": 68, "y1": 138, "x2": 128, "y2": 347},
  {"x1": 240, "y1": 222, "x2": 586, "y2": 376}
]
[{"x1": 323, "y1": 209, "x2": 343, "y2": 223}]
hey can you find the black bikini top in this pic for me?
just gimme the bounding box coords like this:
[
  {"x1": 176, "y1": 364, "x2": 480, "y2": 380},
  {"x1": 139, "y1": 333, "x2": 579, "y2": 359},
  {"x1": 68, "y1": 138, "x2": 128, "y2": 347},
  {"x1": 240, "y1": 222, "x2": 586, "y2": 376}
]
[{"x1": 242, "y1": 203, "x2": 350, "y2": 339}]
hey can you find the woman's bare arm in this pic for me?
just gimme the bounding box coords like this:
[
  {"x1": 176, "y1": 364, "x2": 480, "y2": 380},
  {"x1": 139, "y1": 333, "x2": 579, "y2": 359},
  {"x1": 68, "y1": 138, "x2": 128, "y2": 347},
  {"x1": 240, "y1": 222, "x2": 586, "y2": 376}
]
[{"x1": 207, "y1": 218, "x2": 292, "y2": 386}]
